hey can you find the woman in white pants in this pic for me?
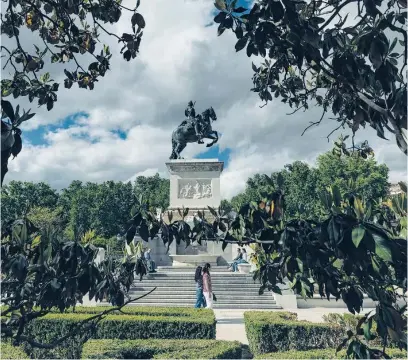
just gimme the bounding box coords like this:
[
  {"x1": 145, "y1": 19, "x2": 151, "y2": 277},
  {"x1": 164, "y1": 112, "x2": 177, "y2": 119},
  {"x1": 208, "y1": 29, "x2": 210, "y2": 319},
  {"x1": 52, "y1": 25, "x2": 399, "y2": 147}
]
[{"x1": 202, "y1": 263, "x2": 213, "y2": 309}]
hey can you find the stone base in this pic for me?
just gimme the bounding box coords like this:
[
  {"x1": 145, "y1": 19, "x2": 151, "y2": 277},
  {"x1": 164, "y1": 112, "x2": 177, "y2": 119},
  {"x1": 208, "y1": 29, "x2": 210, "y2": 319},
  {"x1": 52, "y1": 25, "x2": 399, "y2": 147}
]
[
  {"x1": 237, "y1": 263, "x2": 252, "y2": 274},
  {"x1": 163, "y1": 208, "x2": 217, "y2": 224},
  {"x1": 169, "y1": 254, "x2": 219, "y2": 267}
]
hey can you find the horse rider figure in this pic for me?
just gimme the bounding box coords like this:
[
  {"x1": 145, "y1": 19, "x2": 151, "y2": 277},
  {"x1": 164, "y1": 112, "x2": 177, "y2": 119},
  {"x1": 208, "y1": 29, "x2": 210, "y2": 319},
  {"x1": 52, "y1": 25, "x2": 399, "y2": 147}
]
[{"x1": 184, "y1": 101, "x2": 204, "y2": 144}]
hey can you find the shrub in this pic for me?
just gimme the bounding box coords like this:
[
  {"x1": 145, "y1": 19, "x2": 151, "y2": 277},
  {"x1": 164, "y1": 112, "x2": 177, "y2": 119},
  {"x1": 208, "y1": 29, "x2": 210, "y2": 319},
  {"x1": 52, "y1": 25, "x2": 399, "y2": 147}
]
[
  {"x1": 82, "y1": 339, "x2": 243, "y2": 359},
  {"x1": 63, "y1": 305, "x2": 214, "y2": 319},
  {"x1": 244, "y1": 311, "x2": 342, "y2": 355},
  {"x1": 322, "y1": 312, "x2": 397, "y2": 348},
  {"x1": 2, "y1": 305, "x2": 215, "y2": 320},
  {"x1": 20, "y1": 310, "x2": 216, "y2": 359},
  {"x1": 255, "y1": 348, "x2": 408, "y2": 359},
  {"x1": 1, "y1": 342, "x2": 29, "y2": 359}
]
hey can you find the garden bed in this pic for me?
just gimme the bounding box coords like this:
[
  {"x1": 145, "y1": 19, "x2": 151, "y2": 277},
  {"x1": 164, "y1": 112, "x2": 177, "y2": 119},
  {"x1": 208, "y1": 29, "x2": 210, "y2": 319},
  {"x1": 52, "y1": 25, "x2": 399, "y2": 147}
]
[
  {"x1": 4, "y1": 306, "x2": 216, "y2": 359},
  {"x1": 244, "y1": 311, "x2": 342, "y2": 355},
  {"x1": 82, "y1": 339, "x2": 242, "y2": 359}
]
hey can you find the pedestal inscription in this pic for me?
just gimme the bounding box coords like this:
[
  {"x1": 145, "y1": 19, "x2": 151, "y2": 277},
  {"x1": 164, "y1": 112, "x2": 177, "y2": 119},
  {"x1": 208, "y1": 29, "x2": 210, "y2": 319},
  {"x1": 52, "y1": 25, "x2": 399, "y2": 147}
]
[
  {"x1": 178, "y1": 179, "x2": 212, "y2": 199},
  {"x1": 166, "y1": 159, "x2": 223, "y2": 209}
]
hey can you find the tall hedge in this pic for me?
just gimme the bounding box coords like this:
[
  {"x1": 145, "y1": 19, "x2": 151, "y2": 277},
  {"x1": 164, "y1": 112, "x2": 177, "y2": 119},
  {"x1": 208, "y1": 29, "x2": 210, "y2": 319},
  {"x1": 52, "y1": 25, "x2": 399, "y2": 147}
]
[
  {"x1": 82, "y1": 339, "x2": 242, "y2": 359},
  {"x1": 19, "y1": 309, "x2": 215, "y2": 359},
  {"x1": 244, "y1": 311, "x2": 342, "y2": 355}
]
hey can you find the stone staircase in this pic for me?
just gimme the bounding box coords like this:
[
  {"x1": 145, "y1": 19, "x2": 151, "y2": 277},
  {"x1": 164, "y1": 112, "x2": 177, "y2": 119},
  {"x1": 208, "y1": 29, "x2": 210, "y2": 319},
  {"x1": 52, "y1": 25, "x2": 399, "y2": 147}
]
[{"x1": 126, "y1": 266, "x2": 281, "y2": 309}]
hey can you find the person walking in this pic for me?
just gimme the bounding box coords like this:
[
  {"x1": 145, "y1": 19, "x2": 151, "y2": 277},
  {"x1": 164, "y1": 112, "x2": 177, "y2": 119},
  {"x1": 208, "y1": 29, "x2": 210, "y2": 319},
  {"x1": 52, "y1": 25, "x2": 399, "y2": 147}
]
[
  {"x1": 194, "y1": 265, "x2": 206, "y2": 308},
  {"x1": 202, "y1": 263, "x2": 213, "y2": 309}
]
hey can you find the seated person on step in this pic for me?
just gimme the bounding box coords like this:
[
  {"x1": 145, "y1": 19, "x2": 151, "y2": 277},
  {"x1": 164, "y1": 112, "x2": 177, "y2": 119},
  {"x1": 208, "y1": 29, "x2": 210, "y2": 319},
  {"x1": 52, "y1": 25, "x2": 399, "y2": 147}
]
[{"x1": 144, "y1": 248, "x2": 156, "y2": 273}]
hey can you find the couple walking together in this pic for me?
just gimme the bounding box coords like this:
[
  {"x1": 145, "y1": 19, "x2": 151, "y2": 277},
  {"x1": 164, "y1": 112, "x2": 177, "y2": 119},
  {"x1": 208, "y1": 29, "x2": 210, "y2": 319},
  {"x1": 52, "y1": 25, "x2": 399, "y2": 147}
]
[{"x1": 194, "y1": 263, "x2": 213, "y2": 309}]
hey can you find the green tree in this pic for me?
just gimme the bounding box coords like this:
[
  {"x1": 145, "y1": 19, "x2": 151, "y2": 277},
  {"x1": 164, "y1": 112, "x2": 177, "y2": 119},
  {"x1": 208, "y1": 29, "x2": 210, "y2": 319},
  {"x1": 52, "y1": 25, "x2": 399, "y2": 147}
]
[
  {"x1": 316, "y1": 151, "x2": 390, "y2": 201},
  {"x1": 227, "y1": 145, "x2": 390, "y2": 219},
  {"x1": 1, "y1": 181, "x2": 59, "y2": 225},
  {"x1": 1, "y1": 0, "x2": 147, "y2": 184},
  {"x1": 213, "y1": 0, "x2": 407, "y2": 154},
  {"x1": 133, "y1": 174, "x2": 170, "y2": 211},
  {"x1": 91, "y1": 181, "x2": 134, "y2": 237},
  {"x1": 273, "y1": 161, "x2": 322, "y2": 219},
  {"x1": 27, "y1": 205, "x2": 64, "y2": 231}
]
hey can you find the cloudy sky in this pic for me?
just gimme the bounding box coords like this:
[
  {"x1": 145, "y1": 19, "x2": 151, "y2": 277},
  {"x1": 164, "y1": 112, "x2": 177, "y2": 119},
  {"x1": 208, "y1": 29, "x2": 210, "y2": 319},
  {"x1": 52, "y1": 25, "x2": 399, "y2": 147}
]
[{"x1": 3, "y1": 0, "x2": 407, "y2": 199}]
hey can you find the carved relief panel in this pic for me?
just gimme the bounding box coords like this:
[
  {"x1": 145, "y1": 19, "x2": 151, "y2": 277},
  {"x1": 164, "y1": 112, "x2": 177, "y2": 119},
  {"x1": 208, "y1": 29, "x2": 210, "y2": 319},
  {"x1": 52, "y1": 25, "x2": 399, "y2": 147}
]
[{"x1": 178, "y1": 179, "x2": 212, "y2": 199}]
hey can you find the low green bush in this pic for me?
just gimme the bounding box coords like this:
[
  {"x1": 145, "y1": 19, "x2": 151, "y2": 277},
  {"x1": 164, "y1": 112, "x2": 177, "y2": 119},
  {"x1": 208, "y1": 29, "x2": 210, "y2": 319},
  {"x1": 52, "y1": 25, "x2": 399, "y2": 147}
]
[
  {"x1": 1, "y1": 343, "x2": 29, "y2": 359},
  {"x1": 82, "y1": 339, "x2": 242, "y2": 359},
  {"x1": 20, "y1": 310, "x2": 215, "y2": 359},
  {"x1": 256, "y1": 347, "x2": 408, "y2": 359},
  {"x1": 63, "y1": 305, "x2": 214, "y2": 318},
  {"x1": 244, "y1": 311, "x2": 342, "y2": 355},
  {"x1": 2, "y1": 305, "x2": 214, "y2": 319}
]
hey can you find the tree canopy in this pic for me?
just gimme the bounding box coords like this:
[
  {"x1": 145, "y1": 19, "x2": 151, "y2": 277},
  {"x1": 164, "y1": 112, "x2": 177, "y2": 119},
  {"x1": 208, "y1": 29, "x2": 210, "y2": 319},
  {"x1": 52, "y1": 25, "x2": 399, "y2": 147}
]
[
  {"x1": 213, "y1": 0, "x2": 407, "y2": 154},
  {"x1": 223, "y1": 145, "x2": 390, "y2": 219},
  {"x1": 1, "y1": 0, "x2": 147, "y2": 184},
  {"x1": 1, "y1": 175, "x2": 170, "y2": 241}
]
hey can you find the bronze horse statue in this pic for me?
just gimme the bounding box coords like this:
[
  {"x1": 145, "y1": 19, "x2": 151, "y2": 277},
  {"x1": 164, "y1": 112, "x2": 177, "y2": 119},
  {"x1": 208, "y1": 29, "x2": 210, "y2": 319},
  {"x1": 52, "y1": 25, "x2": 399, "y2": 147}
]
[{"x1": 170, "y1": 107, "x2": 218, "y2": 159}]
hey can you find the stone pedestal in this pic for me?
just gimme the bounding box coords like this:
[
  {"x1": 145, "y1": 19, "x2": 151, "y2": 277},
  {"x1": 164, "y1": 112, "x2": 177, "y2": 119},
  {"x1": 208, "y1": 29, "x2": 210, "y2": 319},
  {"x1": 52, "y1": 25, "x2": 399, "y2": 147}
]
[
  {"x1": 165, "y1": 159, "x2": 223, "y2": 210},
  {"x1": 164, "y1": 159, "x2": 235, "y2": 265}
]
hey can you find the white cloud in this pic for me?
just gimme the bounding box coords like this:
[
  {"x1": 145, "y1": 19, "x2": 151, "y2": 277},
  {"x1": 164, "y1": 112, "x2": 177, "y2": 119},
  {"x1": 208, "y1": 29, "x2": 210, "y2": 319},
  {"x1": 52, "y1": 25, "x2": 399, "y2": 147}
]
[{"x1": 3, "y1": 0, "x2": 407, "y2": 197}]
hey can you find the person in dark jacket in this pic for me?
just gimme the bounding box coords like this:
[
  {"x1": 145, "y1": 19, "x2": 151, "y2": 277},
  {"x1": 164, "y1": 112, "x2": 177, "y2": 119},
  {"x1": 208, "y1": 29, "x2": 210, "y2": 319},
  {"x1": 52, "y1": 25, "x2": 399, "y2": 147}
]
[{"x1": 194, "y1": 265, "x2": 206, "y2": 308}]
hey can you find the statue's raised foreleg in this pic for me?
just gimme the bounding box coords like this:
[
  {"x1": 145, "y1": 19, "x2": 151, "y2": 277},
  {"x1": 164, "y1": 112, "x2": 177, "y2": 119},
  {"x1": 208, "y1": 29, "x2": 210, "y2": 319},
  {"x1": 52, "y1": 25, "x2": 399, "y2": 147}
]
[{"x1": 205, "y1": 131, "x2": 218, "y2": 147}]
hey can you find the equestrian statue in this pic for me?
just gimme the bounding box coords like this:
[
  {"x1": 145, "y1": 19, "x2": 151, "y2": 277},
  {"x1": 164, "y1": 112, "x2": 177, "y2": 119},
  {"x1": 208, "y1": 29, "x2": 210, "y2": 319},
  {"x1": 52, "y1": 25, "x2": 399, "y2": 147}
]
[{"x1": 170, "y1": 101, "x2": 219, "y2": 159}]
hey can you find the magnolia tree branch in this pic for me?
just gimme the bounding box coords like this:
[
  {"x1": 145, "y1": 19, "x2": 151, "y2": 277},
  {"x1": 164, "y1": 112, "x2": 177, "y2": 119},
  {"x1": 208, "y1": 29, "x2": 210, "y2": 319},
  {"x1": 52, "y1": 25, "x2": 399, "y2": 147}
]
[{"x1": 358, "y1": 92, "x2": 407, "y2": 154}]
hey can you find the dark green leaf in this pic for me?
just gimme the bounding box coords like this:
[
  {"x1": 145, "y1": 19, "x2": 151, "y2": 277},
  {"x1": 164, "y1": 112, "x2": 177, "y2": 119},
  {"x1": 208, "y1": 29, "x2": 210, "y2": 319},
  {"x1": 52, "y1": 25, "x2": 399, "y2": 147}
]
[
  {"x1": 363, "y1": 317, "x2": 372, "y2": 341},
  {"x1": 214, "y1": 11, "x2": 226, "y2": 23},
  {"x1": 214, "y1": 0, "x2": 226, "y2": 11},
  {"x1": 131, "y1": 13, "x2": 145, "y2": 29},
  {"x1": 371, "y1": 230, "x2": 393, "y2": 262},
  {"x1": 352, "y1": 225, "x2": 365, "y2": 248},
  {"x1": 208, "y1": 206, "x2": 218, "y2": 218},
  {"x1": 235, "y1": 37, "x2": 248, "y2": 52},
  {"x1": 1, "y1": 100, "x2": 15, "y2": 122},
  {"x1": 234, "y1": 6, "x2": 247, "y2": 13},
  {"x1": 11, "y1": 132, "x2": 22, "y2": 158},
  {"x1": 270, "y1": 1, "x2": 284, "y2": 22}
]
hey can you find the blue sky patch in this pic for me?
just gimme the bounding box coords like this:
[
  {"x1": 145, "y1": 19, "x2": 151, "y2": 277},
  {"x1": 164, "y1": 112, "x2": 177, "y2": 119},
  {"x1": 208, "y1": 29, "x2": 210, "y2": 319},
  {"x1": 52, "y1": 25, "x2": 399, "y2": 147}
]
[
  {"x1": 197, "y1": 145, "x2": 231, "y2": 167},
  {"x1": 24, "y1": 112, "x2": 89, "y2": 146}
]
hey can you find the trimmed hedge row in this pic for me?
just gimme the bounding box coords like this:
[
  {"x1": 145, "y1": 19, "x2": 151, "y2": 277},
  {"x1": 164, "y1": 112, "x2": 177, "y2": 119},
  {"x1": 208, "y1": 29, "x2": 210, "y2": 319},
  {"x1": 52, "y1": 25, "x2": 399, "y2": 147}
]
[
  {"x1": 17, "y1": 309, "x2": 215, "y2": 359},
  {"x1": 255, "y1": 348, "x2": 408, "y2": 359},
  {"x1": 82, "y1": 339, "x2": 242, "y2": 359},
  {"x1": 244, "y1": 311, "x2": 342, "y2": 355},
  {"x1": 62, "y1": 305, "x2": 214, "y2": 318},
  {"x1": 1, "y1": 305, "x2": 214, "y2": 319},
  {"x1": 1, "y1": 343, "x2": 29, "y2": 359}
]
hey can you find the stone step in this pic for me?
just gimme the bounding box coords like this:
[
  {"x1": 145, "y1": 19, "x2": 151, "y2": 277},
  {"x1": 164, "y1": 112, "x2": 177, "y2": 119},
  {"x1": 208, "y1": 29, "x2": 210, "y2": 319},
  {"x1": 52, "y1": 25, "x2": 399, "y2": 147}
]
[
  {"x1": 139, "y1": 280, "x2": 261, "y2": 286},
  {"x1": 130, "y1": 293, "x2": 273, "y2": 301},
  {"x1": 149, "y1": 273, "x2": 253, "y2": 278},
  {"x1": 157, "y1": 266, "x2": 234, "y2": 273},
  {"x1": 131, "y1": 287, "x2": 264, "y2": 293},
  {"x1": 135, "y1": 295, "x2": 271, "y2": 301},
  {"x1": 100, "y1": 302, "x2": 281, "y2": 309}
]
